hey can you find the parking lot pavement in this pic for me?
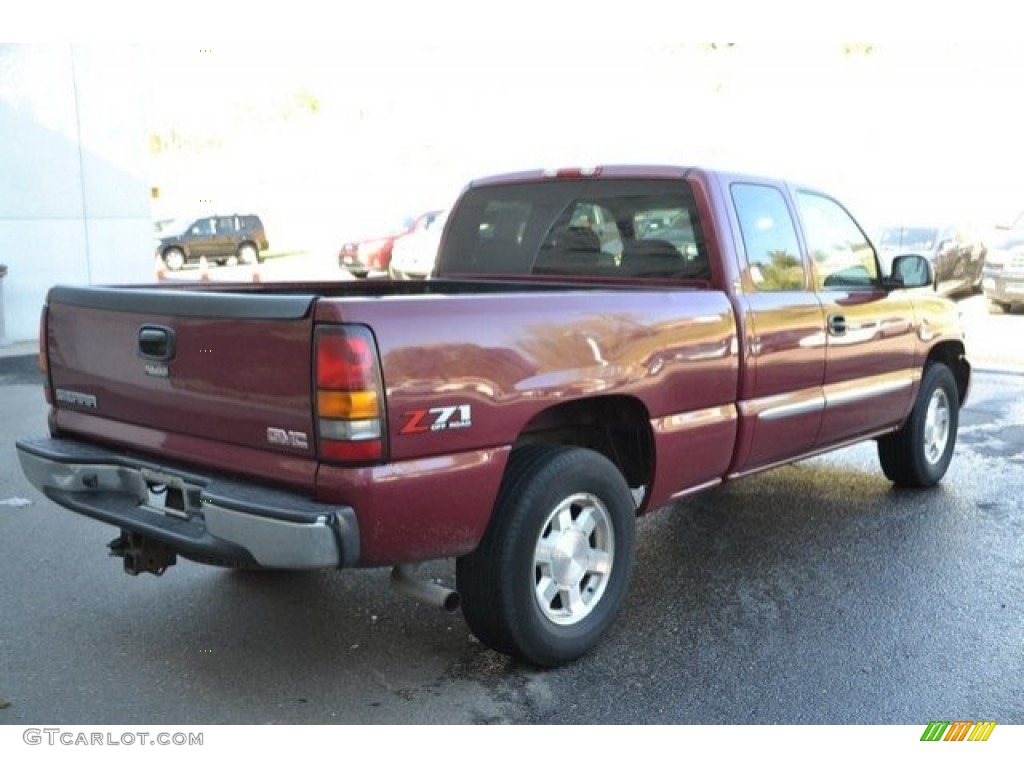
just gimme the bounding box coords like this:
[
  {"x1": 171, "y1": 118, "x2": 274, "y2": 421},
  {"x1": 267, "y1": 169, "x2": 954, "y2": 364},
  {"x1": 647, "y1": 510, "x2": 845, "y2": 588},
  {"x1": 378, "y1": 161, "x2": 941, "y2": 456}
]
[
  {"x1": 0, "y1": 340, "x2": 36, "y2": 360},
  {"x1": 2, "y1": 371, "x2": 1021, "y2": 725},
  {"x1": 956, "y1": 294, "x2": 1024, "y2": 373}
]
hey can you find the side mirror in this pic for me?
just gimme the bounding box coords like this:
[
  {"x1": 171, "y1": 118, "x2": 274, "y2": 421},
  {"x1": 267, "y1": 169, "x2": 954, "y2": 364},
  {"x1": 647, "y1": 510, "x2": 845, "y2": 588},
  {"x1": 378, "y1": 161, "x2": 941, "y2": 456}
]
[{"x1": 888, "y1": 253, "x2": 933, "y2": 289}]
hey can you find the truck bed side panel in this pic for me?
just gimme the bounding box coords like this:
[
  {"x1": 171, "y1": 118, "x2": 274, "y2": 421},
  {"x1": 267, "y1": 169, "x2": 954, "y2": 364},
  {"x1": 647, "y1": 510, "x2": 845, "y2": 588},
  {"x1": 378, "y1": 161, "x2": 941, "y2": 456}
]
[{"x1": 314, "y1": 288, "x2": 740, "y2": 561}]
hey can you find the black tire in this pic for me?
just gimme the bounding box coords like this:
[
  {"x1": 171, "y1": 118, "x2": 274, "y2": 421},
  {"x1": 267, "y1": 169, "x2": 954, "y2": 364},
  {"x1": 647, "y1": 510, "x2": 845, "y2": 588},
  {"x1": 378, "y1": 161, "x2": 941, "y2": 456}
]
[
  {"x1": 238, "y1": 243, "x2": 258, "y2": 265},
  {"x1": 877, "y1": 363, "x2": 959, "y2": 488},
  {"x1": 456, "y1": 444, "x2": 636, "y2": 667},
  {"x1": 163, "y1": 248, "x2": 185, "y2": 272}
]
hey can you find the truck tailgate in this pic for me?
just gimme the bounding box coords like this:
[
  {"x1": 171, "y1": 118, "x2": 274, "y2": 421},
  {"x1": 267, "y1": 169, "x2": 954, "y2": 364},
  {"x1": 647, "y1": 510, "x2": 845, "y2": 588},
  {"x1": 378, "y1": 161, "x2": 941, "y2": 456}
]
[{"x1": 44, "y1": 285, "x2": 318, "y2": 490}]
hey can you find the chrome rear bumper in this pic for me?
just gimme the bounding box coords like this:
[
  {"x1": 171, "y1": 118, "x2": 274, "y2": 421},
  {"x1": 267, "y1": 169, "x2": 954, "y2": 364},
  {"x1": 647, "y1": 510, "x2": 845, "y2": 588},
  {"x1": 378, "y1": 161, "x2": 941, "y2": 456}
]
[{"x1": 16, "y1": 436, "x2": 359, "y2": 570}]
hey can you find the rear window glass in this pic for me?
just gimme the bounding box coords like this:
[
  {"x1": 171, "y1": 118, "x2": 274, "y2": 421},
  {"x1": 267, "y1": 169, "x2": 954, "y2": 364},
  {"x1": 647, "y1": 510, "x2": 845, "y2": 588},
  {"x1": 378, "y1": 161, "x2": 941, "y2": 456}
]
[{"x1": 438, "y1": 179, "x2": 710, "y2": 281}]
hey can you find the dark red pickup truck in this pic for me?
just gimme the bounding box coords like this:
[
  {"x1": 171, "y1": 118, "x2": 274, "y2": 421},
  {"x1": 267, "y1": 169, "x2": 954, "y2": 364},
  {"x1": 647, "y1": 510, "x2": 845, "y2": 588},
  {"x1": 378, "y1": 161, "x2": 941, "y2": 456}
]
[{"x1": 17, "y1": 166, "x2": 970, "y2": 666}]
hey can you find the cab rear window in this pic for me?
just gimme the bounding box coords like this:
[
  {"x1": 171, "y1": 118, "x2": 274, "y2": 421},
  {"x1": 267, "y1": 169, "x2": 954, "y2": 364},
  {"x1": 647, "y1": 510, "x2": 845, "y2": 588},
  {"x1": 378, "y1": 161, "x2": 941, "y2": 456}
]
[{"x1": 439, "y1": 179, "x2": 710, "y2": 282}]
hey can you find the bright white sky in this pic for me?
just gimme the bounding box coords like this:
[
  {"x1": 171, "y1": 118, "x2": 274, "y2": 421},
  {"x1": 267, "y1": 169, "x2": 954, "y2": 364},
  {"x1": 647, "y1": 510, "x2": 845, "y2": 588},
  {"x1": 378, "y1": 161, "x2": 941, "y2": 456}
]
[
  {"x1": 14, "y1": 0, "x2": 1024, "y2": 241},
  {"x1": 140, "y1": 40, "x2": 1024, "y2": 242}
]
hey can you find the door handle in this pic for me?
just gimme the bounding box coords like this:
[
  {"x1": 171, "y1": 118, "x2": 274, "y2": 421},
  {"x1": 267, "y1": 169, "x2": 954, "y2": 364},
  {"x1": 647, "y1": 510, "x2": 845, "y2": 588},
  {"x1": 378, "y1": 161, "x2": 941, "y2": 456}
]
[{"x1": 827, "y1": 314, "x2": 846, "y2": 336}]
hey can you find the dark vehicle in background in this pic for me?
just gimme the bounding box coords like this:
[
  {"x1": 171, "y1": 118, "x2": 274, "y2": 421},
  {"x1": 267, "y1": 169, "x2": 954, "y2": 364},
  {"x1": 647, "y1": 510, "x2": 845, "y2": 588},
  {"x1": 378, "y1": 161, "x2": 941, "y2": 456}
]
[
  {"x1": 156, "y1": 214, "x2": 268, "y2": 271},
  {"x1": 876, "y1": 225, "x2": 986, "y2": 297},
  {"x1": 981, "y1": 231, "x2": 1024, "y2": 313},
  {"x1": 339, "y1": 210, "x2": 444, "y2": 278}
]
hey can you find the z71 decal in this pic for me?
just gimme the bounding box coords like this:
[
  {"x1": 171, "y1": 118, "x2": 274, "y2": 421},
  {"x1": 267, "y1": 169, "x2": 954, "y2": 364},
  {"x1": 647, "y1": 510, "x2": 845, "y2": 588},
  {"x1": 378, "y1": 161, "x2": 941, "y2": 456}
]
[{"x1": 400, "y1": 404, "x2": 472, "y2": 435}]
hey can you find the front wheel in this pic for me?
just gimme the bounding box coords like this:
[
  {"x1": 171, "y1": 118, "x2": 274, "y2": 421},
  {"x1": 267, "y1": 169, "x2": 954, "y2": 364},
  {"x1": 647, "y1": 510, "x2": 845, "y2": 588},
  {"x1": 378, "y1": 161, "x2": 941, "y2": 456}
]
[
  {"x1": 162, "y1": 248, "x2": 185, "y2": 272},
  {"x1": 877, "y1": 363, "x2": 959, "y2": 487},
  {"x1": 457, "y1": 445, "x2": 636, "y2": 667}
]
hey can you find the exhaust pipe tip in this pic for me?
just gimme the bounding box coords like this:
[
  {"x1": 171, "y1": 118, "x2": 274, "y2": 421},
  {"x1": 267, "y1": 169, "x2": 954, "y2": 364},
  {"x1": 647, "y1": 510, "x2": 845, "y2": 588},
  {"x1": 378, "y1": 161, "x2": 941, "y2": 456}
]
[{"x1": 390, "y1": 565, "x2": 461, "y2": 612}]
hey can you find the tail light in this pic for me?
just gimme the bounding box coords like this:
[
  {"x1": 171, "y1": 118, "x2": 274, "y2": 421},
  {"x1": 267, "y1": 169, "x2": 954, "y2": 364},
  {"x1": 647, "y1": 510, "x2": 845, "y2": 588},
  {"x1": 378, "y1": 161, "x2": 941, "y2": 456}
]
[
  {"x1": 314, "y1": 325, "x2": 386, "y2": 463},
  {"x1": 39, "y1": 305, "x2": 52, "y2": 405}
]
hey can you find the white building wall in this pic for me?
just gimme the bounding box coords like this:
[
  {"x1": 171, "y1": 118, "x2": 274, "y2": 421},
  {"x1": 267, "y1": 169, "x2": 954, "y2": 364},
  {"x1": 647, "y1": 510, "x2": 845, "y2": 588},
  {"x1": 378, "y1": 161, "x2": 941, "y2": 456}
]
[{"x1": 0, "y1": 44, "x2": 151, "y2": 344}]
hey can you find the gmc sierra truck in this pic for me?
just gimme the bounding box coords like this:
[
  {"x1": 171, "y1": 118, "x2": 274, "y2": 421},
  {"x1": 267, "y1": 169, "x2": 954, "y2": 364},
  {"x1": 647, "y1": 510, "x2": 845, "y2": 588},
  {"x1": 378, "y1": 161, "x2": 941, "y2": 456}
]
[{"x1": 17, "y1": 165, "x2": 971, "y2": 667}]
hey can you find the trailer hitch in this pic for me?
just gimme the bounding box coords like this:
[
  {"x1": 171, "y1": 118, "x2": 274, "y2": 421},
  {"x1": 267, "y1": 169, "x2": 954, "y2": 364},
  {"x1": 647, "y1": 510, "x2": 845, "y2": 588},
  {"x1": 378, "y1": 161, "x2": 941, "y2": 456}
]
[{"x1": 108, "y1": 531, "x2": 177, "y2": 576}]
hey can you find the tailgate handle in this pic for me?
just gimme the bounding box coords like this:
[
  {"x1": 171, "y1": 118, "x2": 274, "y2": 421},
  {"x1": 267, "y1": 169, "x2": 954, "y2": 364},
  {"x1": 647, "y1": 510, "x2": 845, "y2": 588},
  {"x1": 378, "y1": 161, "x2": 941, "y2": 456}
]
[{"x1": 138, "y1": 326, "x2": 176, "y2": 360}]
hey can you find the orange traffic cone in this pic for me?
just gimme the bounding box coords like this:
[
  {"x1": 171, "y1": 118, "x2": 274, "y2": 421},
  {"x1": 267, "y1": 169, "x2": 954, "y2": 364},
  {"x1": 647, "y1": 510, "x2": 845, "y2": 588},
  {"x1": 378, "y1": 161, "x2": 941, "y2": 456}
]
[
  {"x1": 251, "y1": 267, "x2": 261, "y2": 283},
  {"x1": 155, "y1": 254, "x2": 166, "y2": 281},
  {"x1": 199, "y1": 256, "x2": 211, "y2": 282}
]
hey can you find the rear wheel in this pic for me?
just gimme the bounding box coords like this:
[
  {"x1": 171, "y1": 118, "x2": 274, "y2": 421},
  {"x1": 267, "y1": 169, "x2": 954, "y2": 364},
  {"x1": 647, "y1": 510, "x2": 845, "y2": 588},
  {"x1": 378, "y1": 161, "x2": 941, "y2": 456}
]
[
  {"x1": 877, "y1": 363, "x2": 959, "y2": 487},
  {"x1": 238, "y1": 243, "x2": 259, "y2": 265},
  {"x1": 457, "y1": 445, "x2": 636, "y2": 667}
]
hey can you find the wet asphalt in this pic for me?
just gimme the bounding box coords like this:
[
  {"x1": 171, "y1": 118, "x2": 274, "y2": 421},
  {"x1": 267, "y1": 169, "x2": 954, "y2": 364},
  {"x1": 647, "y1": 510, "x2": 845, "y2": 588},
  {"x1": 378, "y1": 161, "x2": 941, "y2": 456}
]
[{"x1": 0, "y1": 350, "x2": 1020, "y2": 726}]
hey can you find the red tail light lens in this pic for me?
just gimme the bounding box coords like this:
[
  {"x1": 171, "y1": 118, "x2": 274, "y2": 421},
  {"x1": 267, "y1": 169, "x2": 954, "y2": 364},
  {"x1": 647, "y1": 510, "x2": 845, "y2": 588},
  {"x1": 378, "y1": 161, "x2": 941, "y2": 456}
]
[
  {"x1": 317, "y1": 333, "x2": 376, "y2": 390},
  {"x1": 314, "y1": 325, "x2": 386, "y2": 464}
]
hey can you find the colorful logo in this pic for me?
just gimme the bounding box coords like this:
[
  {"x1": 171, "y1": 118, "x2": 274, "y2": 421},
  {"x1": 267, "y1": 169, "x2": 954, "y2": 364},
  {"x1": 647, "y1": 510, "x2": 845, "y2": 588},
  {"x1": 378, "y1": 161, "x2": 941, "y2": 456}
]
[{"x1": 920, "y1": 721, "x2": 996, "y2": 742}]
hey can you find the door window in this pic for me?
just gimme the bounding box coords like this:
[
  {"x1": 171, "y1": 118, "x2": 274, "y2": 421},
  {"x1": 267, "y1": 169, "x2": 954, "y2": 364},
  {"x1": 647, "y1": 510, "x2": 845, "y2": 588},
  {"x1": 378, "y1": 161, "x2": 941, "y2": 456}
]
[
  {"x1": 796, "y1": 192, "x2": 879, "y2": 290},
  {"x1": 731, "y1": 183, "x2": 805, "y2": 291},
  {"x1": 190, "y1": 218, "x2": 214, "y2": 236}
]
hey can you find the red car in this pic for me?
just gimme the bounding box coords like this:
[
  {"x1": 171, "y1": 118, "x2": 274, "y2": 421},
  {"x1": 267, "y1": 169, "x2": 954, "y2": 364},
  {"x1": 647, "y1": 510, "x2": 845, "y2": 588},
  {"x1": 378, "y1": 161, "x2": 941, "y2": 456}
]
[{"x1": 338, "y1": 210, "x2": 444, "y2": 278}]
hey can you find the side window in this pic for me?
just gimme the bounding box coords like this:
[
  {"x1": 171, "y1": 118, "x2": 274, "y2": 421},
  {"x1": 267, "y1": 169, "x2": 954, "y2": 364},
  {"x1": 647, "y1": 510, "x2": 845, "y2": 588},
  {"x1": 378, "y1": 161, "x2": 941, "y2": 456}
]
[
  {"x1": 796, "y1": 192, "x2": 879, "y2": 290},
  {"x1": 190, "y1": 218, "x2": 214, "y2": 236},
  {"x1": 731, "y1": 183, "x2": 805, "y2": 291}
]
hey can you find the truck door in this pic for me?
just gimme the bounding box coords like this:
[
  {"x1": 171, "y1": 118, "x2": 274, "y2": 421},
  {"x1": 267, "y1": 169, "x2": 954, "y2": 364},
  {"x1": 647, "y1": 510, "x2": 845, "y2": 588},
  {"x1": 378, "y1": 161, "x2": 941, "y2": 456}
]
[
  {"x1": 187, "y1": 217, "x2": 218, "y2": 261},
  {"x1": 795, "y1": 191, "x2": 917, "y2": 448},
  {"x1": 213, "y1": 216, "x2": 238, "y2": 260},
  {"x1": 728, "y1": 182, "x2": 827, "y2": 473}
]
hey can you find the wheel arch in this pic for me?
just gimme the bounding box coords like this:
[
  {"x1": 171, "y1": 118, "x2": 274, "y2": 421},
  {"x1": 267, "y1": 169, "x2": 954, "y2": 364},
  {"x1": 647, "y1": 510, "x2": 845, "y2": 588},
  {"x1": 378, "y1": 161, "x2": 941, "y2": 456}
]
[
  {"x1": 511, "y1": 394, "x2": 654, "y2": 508},
  {"x1": 926, "y1": 340, "x2": 970, "y2": 406}
]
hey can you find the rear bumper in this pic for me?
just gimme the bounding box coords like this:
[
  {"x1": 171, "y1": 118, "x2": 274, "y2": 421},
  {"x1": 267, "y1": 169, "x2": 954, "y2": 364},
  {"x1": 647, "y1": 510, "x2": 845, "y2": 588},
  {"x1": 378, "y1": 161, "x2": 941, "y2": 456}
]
[{"x1": 16, "y1": 436, "x2": 359, "y2": 569}]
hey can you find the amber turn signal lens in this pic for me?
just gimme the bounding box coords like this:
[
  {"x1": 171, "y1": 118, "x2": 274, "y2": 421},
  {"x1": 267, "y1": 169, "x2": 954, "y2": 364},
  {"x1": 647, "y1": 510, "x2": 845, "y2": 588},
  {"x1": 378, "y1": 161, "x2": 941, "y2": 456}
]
[{"x1": 317, "y1": 390, "x2": 378, "y2": 420}]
